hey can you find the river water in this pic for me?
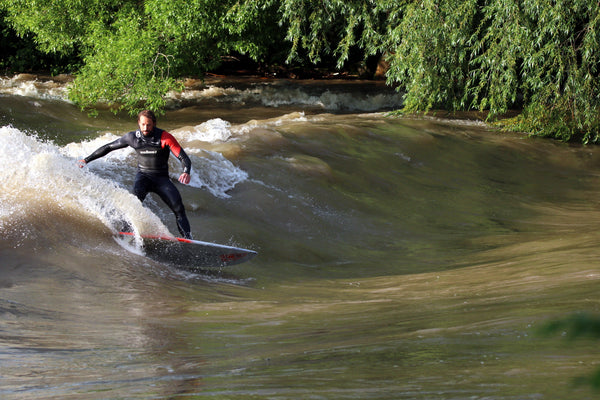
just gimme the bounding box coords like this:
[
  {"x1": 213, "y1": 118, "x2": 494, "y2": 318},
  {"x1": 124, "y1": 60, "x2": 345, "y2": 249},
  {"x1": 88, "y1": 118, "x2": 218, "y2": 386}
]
[{"x1": 0, "y1": 74, "x2": 598, "y2": 399}]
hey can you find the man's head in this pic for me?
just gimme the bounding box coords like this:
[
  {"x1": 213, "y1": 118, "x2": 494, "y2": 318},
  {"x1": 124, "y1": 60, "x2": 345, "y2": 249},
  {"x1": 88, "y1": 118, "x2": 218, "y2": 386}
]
[{"x1": 138, "y1": 110, "x2": 157, "y2": 136}]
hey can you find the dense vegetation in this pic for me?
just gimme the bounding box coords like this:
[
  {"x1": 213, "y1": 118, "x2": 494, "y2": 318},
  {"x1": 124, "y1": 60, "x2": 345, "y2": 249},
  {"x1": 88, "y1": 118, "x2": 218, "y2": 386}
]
[{"x1": 1, "y1": 0, "x2": 600, "y2": 144}]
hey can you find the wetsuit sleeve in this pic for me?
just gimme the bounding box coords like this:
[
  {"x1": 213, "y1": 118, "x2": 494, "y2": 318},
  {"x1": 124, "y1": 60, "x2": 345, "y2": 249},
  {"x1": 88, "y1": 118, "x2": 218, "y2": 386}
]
[
  {"x1": 177, "y1": 148, "x2": 192, "y2": 174},
  {"x1": 84, "y1": 136, "x2": 130, "y2": 163},
  {"x1": 161, "y1": 132, "x2": 192, "y2": 174}
]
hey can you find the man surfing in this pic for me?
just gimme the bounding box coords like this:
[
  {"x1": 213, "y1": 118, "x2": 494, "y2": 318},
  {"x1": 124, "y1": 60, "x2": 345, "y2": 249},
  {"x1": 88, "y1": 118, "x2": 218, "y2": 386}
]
[{"x1": 78, "y1": 110, "x2": 193, "y2": 239}]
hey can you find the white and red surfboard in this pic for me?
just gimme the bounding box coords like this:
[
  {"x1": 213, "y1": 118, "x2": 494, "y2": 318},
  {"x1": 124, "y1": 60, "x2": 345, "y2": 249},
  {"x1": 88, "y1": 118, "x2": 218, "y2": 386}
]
[{"x1": 119, "y1": 231, "x2": 257, "y2": 268}]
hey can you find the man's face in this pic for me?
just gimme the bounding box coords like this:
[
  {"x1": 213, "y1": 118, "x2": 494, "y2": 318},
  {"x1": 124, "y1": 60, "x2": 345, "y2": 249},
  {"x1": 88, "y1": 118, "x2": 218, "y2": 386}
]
[{"x1": 138, "y1": 116, "x2": 155, "y2": 136}]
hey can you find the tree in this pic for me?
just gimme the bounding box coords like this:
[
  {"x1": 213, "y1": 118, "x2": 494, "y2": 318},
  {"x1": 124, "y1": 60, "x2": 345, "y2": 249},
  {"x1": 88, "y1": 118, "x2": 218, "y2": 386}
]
[
  {"x1": 279, "y1": 0, "x2": 391, "y2": 68},
  {"x1": 1, "y1": 0, "x2": 282, "y2": 114},
  {"x1": 279, "y1": 0, "x2": 600, "y2": 144},
  {"x1": 3, "y1": 0, "x2": 600, "y2": 143}
]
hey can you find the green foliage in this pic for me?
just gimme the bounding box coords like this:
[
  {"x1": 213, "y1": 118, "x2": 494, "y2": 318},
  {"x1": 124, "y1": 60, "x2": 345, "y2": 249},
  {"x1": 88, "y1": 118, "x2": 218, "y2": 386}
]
[
  {"x1": 68, "y1": 10, "x2": 182, "y2": 114},
  {"x1": 385, "y1": 0, "x2": 478, "y2": 112},
  {"x1": 0, "y1": 9, "x2": 79, "y2": 74},
  {"x1": 280, "y1": 0, "x2": 390, "y2": 68},
  {"x1": 280, "y1": 0, "x2": 600, "y2": 143},
  {"x1": 3, "y1": 0, "x2": 600, "y2": 142},
  {"x1": 0, "y1": 0, "x2": 284, "y2": 115},
  {"x1": 538, "y1": 313, "x2": 600, "y2": 390},
  {"x1": 540, "y1": 313, "x2": 600, "y2": 341},
  {"x1": 490, "y1": 0, "x2": 600, "y2": 143}
]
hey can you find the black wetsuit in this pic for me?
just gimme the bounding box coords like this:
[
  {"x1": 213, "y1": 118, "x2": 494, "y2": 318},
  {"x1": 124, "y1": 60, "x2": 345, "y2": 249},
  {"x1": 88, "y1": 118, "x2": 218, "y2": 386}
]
[{"x1": 84, "y1": 127, "x2": 193, "y2": 238}]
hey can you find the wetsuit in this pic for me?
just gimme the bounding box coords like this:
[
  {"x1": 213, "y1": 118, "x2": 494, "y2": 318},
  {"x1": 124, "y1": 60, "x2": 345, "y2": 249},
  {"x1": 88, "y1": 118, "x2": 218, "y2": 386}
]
[{"x1": 84, "y1": 127, "x2": 193, "y2": 238}]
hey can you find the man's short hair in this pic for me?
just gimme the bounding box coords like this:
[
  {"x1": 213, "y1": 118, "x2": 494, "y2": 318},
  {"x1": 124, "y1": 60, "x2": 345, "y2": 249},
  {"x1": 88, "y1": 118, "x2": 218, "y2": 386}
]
[{"x1": 138, "y1": 110, "x2": 156, "y2": 124}]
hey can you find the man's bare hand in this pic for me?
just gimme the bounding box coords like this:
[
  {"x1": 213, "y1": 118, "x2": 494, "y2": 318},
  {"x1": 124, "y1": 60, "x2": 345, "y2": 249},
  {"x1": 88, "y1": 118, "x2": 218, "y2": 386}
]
[{"x1": 178, "y1": 173, "x2": 191, "y2": 184}]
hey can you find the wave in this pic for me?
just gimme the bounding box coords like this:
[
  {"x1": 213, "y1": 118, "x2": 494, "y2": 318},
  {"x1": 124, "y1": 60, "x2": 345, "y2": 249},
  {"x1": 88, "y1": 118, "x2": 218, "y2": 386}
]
[
  {"x1": 167, "y1": 79, "x2": 403, "y2": 111},
  {"x1": 0, "y1": 74, "x2": 70, "y2": 102},
  {"x1": 61, "y1": 127, "x2": 248, "y2": 199},
  {"x1": 0, "y1": 125, "x2": 250, "y2": 251},
  {"x1": 173, "y1": 112, "x2": 308, "y2": 141},
  {"x1": 0, "y1": 74, "x2": 403, "y2": 112},
  {"x1": 0, "y1": 126, "x2": 169, "y2": 250}
]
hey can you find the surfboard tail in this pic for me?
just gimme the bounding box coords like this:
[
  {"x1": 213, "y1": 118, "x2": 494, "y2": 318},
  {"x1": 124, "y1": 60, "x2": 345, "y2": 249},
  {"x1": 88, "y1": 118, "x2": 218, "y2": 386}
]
[{"x1": 118, "y1": 232, "x2": 257, "y2": 268}]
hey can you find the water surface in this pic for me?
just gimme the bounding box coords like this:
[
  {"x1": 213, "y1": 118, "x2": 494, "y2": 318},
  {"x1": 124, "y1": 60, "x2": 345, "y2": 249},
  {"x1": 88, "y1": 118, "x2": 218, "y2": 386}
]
[{"x1": 0, "y1": 75, "x2": 598, "y2": 399}]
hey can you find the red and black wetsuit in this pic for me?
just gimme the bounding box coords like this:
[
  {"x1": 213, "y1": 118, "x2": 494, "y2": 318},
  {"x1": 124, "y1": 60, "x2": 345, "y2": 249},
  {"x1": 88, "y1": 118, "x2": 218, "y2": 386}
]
[{"x1": 84, "y1": 128, "x2": 193, "y2": 238}]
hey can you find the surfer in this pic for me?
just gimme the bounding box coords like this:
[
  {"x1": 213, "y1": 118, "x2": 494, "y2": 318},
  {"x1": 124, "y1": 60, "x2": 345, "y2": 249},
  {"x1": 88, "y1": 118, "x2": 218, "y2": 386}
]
[{"x1": 78, "y1": 110, "x2": 193, "y2": 239}]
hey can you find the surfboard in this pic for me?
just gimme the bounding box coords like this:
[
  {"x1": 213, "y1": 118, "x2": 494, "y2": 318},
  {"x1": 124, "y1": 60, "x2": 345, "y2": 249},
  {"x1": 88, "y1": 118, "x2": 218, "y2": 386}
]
[{"x1": 118, "y1": 231, "x2": 257, "y2": 268}]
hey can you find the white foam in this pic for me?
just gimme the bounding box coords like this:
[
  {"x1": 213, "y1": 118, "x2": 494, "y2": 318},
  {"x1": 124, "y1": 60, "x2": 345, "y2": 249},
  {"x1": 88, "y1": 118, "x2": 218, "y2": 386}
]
[
  {"x1": 186, "y1": 118, "x2": 233, "y2": 142},
  {"x1": 0, "y1": 126, "x2": 169, "y2": 240},
  {"x1": 168, "y1": 85, "x2": 243, "y2": 101},
  {"x1": 167, "y1": 82, "x2": 404, "y2": 111},
  {"x1": 0, "y1": 75, "x2": 69, "y2": 101},
  {"x1": 62, "y1": 127, "x2": 248, "y2": 199},
  {"x1": 1, "y1": 75, "x2": 405, "y2": 112},
  {"x1": 184, "y1": 151, "x2": 248, "y2": 198}
]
